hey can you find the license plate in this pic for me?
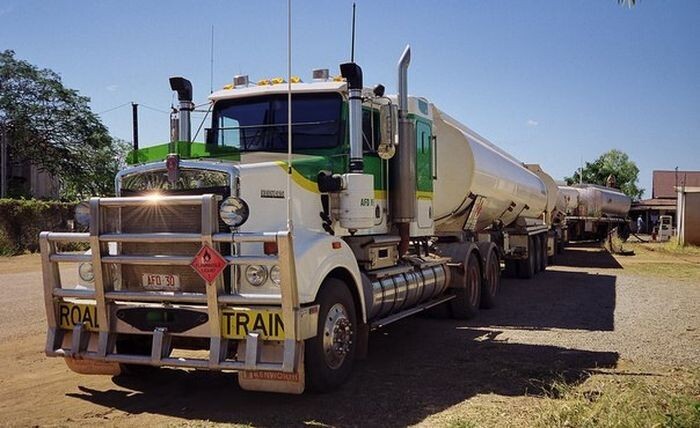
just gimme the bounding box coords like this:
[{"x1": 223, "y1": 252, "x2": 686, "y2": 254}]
[
  {"x1": 142, "y1": 273, "x2": 180, "y2": 290},
  {"x1": 58, "y1": 302, "x2": 99, "y2": 331},
  {"x1": 221, "y1": 309, "x2": 285, "y2": 340}
]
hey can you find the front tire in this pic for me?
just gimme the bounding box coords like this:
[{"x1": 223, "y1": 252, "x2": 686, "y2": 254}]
[{"x1": 305, "y1": 278, "x2": 357, "y2": 392}]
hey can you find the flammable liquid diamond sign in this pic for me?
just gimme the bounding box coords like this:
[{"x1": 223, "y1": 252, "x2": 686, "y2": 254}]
[{"x1": 190, "y1": 245, "x2": 227, "y2": 283}]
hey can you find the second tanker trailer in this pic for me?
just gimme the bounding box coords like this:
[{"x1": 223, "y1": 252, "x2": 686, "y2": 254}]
[
  {"x1": 39, "y1": 46, "x2": 559, "y2": 393},
  {"x1": 558, "y1": 183, "x2": 631, "y2": 241}
]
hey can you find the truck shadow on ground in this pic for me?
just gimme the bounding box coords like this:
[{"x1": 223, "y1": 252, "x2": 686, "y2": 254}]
[
  {"x1": 556, "y1": 242, "x2": 623, "y2": 269},
  {"x1": 67, "y1": 263, "x2": 619, "y2": 427}
]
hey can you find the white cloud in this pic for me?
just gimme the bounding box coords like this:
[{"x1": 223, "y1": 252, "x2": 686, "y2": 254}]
[
  {"x1": 526, "y1": 119, "x2": 539, "y2": 127},
  {"x1": 106, "y1": 85, "x2": 119, "y2": 92}
]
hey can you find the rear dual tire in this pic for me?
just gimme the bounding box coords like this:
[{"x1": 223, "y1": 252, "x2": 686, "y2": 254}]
[{"x1": 450, "y1": 252, "x2": 482, "y2": 319}]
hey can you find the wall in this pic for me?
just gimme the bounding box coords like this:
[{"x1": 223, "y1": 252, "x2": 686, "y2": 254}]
[{"x1": 678, "y1": 191, "x2": 700, "y2": 246}]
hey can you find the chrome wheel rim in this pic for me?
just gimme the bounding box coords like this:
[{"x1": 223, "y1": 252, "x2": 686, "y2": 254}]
[{"x1": 322, "y1": 303, "x2": 353, "y2": 369}]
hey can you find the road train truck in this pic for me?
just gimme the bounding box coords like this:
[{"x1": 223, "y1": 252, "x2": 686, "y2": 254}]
[{"x1": 40, "y1": 47, "x2": 555, "y2": 394}]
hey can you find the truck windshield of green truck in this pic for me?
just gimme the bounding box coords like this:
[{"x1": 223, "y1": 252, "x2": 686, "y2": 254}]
[{"x1": 212, "y1": 93, "x2": 343, "y2": 152}]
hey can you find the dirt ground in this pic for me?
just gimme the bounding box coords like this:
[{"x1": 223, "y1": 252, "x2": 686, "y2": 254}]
[{"x1": 0, "y1": 243, "x2": 698, "y2": 427}]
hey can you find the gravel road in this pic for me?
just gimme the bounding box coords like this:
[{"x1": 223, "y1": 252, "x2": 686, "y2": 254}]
[{"x1": 0, "y1": 245, "x2": 697, "y2": 427}]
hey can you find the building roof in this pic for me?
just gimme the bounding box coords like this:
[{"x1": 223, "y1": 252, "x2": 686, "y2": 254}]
[
  {"x1": 631, "y1": 198, "x2": 677, "y2": 211},
  {"x1": 652, "y1": 170, "x2": 700, "y2": 199}
]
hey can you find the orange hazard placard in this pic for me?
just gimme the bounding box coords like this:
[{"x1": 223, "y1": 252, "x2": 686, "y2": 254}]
[{"x1": 190, "y1": 245, "x2": 228, "y2": 283}]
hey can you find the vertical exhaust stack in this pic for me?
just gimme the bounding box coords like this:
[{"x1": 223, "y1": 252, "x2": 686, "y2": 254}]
[
  {"x1": 391, "y1": 45, "x2": 416, "y2": 225},
  {"x1": 169, "y1": 77, "x2": 194, "y2": 142},
  {"x1": 340, "y1": 62, "x2": 364, "y2": 172}
]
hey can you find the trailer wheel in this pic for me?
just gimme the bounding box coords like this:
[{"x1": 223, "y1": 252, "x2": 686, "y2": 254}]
[
  {"x1": 517, "y1": 237, "x2": 535, "y2": 279},
  {"x1": 540, "y1": 235, "x2": 548, "y2": 272},
  {"x1": 305, "y1": 278, "x2": 357, "y2": 392},
  {"x1": 534, "y1": 235, "x2": 543, "y2": 274},
  {"x1": 503, "y1": 259, "x2": 518, "y2": 278},
  {"x1": 480, "y1": 249, "x2": 500, "y2": 309},
  {"x1": 450, "y1": 252, "x2": 481, "y2": 319},
  {"x1": 547, "y1": 235, "x2": 560, "y2": 266}
]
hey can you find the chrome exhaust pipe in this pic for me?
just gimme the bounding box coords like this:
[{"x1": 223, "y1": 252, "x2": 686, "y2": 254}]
[{"x1": 391, "y1": 45, "x2": 416, "y2": 225}]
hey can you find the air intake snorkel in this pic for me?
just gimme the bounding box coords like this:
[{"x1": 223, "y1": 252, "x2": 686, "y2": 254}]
[
  {"x1": 340, "y1": 62, "x2": 364, "y2": 173},
  {"x1": 169, "y1": 77, "x2": 194, "y2": 143}
]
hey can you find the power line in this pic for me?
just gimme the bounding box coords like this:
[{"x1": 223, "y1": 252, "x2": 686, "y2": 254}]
[
  {"x1": 97, "y1": 102, "x2": 131, "y2": 115},
  {"x1": 139, "y1": 104, "x2": 171, "y2": 115}
]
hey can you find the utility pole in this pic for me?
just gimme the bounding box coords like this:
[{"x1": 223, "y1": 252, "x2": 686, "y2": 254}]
[
  {"x1": 131, "y1": 102, "x2": 139, "y2": 151},
  {"x1": 0, "y1": 127, "x2": 7, "y2": 199}
]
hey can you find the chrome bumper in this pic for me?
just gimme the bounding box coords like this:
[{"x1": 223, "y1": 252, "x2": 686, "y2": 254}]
[{"x1": 40, "y1": 194, "x2": 314, "y2": 373}]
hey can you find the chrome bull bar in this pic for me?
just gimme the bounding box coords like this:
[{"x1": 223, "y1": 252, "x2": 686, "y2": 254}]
[{"x1": 40, "y1": 194, "x2": 313, "y2": 373}]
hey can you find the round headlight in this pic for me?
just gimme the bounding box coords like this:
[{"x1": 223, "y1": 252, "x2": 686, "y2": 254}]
[
  {"x1": 245, "y1": 265, "x2": 268, "y2": 286},
  {"x1": 74, "y1": 201, "x2": 91, "y2": 227},
  {"x1": 270, "y1": 265, "x2": 281, "y2": 286},
  {"x1": 219, "y1": 196, "x2": 250, "y2": 228},
  {"x1": 78, "y1": 262, "x2": 94, "y2": 282}
]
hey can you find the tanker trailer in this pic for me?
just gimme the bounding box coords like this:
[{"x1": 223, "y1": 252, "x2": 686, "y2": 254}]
[
  {"x1": 432, "y1": 109, "x2": 551, "y2": 281},
  {"x1": 524, "y1": 164, "x2": 566, "y2": 264},
  {"x1": 562, "y1": 184, "x2": 631, "y2": 241}
]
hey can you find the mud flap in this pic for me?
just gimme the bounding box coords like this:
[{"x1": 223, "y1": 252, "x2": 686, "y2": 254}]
[
  {"x1": 237, "y1": 340, "x2": 305, "y2": 394},
  {"x1": 64, "y1": 358, "x2": 122, "y2": 375}
]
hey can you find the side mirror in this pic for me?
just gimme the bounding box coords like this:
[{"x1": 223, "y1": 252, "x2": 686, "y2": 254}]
[{"x1": 377, "y1": 104, "x2": 397, "y2": 160}]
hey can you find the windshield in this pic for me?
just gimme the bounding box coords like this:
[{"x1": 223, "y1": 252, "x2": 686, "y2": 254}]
[{"x1": 212, "y1": 93, "x2": 343, "y2": 152}]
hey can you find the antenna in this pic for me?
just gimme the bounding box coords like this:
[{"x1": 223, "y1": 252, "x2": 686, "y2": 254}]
[
  {"x1": 286, "y1": 0, "x2": 293, "y2": 231},
  {"x1": 210, "y1": 25, "x2": 215, "y2": 93},
  {"x1": 351, "y1": 3, "x2": 356, "y2": 62}
]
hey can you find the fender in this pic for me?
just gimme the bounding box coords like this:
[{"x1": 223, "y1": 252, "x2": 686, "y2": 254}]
[
  {"x1": 292, "y1": 231, "x2": 366, "y2": 322},
  {"x1": 438, "y1": 240, "x2": 479, "y2": 287}
]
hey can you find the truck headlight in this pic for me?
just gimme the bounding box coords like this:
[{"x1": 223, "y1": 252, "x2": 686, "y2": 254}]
[
  {"x1": 74, "y1": 201, "x2": 91, "y2": 227},
  {"x1": 78, "y1": 262, "x2": 94, "y2": 282},
  {"x1": 245, "y1": 265, "x2": 268, "y2": 286},
  {"x1": 219, "y1": 196, "x2": 249, "y2": 228},
  {"x1": 270, "y1": 265, "x2": 281, "y2": 286}
]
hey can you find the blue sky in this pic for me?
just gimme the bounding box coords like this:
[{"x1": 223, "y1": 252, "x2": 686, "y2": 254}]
[{"x1": 1, "y1": 0, "x2": 698, "y2": 198}]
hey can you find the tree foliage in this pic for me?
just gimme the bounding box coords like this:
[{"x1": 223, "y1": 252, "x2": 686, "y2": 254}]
[
  {"x1": 565, "y1": 149, "x2": 644, "y2": 199},
  {"x1": 0, "y1": 50, "x2": 127, "y2": 199}
]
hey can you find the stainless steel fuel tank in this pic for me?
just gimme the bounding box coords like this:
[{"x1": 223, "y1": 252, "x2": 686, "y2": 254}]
[{"x1": 365, "y1": 263, "x2": 449, "y2": 320}]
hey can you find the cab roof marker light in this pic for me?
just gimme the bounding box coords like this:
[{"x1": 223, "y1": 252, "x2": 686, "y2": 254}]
[
  {"x1": 312, "y1": 68, "x2": 329, "y2": 81},
  {"x1": 233, "y1": 75, "x2": 249, "y2": 88}
]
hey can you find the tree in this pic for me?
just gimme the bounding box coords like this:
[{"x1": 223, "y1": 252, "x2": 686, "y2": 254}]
[
  {"x1": 0, "y1": 50, "x2": 127, "y2": 199},
  {"x1": 565, "y1": 149, "x2": 644, "y2": 200}
]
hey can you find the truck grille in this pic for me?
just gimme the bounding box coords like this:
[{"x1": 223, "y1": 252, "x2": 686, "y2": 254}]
[{"x1": 113, "y1": 186, "x2": 232, "y2": 293}]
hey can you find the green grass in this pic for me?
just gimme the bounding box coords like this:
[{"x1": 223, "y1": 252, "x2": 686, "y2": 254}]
[
  {"x1": 533, "y1": 369, "x2": 700, "y2": 428},
  {"x1": 622, "y1": 262, "x2": 700, "y2": 281},
  {"x1": 657, "y1": 241, "x2": 700, "y2": 256}
]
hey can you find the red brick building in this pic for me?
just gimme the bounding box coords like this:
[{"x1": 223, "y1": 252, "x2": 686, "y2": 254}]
[{"x1": 630, "y1": 170, "x2": 700, "y2": 233}]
